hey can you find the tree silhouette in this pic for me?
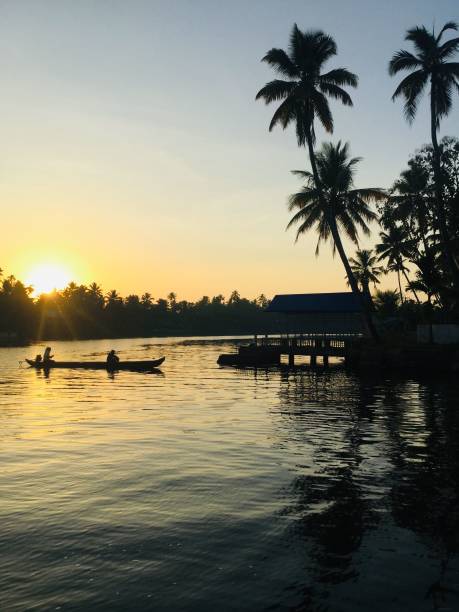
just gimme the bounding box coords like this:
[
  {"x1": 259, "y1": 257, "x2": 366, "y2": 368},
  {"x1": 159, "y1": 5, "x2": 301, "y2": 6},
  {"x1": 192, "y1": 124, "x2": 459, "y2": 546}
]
[
  {"x1": 256, "y1": 25, "x2": 382, "y2": 338},
  {"x1": 389, "y1": 21, "x2": 459, "y2": 284},
  {"x1": 348, "y1": 249, "x2": 383, "y2": 298},
  {"x1": 287, "y1": 141, "x2": 384, "y2": 318}
]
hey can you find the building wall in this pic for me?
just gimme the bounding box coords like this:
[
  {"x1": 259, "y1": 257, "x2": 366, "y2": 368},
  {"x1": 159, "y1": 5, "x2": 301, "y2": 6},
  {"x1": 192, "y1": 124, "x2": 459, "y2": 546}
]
[
  {"x1": 417, "y1": 324, "x2": 459, "y2": 345},
  {"x1": 274, "y1": 313, "x2": 364, "y2": 334}
]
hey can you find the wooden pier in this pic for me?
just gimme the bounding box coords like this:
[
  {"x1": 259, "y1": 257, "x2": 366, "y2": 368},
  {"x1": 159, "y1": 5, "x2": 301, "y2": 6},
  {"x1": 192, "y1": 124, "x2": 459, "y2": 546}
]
[
  {"x1": 256, "y1": 333, "x2": 361, "y2": 366},
  {"x1": 217, "y1": 333, "x2": 362, "y2": 367}
]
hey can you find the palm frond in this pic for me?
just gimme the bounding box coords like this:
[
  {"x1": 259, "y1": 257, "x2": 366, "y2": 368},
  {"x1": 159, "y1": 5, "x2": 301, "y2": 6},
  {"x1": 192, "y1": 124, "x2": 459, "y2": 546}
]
[
  {"x1": 336, "y1": 211, "x2": 359, "y2": 243},
  {"x1": 287, "y1": 190, "x2": 319, "y2": 212},
  {"x1": 261, "y1": 48, "x2": 299, "y2": 78},
  {"x1": 347, "y1": 187, "x2": 387, "y2": 202},
  {"x1": 439, "y1": 61, "x2": 459, "y2": 77},
  {"x1": 268, "y1": 97, "x2": 297, "y2": 131},
  {"x1": 438, "y1": 37, "x2": 459, "y2": 60},
  {"x1": 435, "y1": 78, "x2": 453, "y2": 120},
  {"x1": 405, "y1": 25, "x2": 436, "y2": 56},
  {"x1": 255, "y1": 80, "x2": 296, "y2": 103},
  {"x1": 388, "y1": 50, "x2": 422, "y2": 75},
  {"x1": 318, "y1": 82, "x2": 353, "y2": 106},
  {"x1": 319, "y1": 68, "x2": 358, "y2": 87},
  {"x1": 291, "y1": 169, "x2": 313, "y2": 180},
  {"x1": 436, "y1": 21, "x2": 458, "y2": 42},
  {"x1": 391, "y1": 69, "x2": 428, "y2": 122},
  {"x1": 311, "y1": 90, "x2": 333, "y2": 132}
]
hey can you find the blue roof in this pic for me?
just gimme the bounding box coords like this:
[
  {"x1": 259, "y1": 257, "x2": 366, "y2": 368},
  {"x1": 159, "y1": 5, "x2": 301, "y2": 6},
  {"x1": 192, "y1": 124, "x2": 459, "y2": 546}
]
[{"x1": 266, "y1": 292, "x2": 363, "y2": 314}]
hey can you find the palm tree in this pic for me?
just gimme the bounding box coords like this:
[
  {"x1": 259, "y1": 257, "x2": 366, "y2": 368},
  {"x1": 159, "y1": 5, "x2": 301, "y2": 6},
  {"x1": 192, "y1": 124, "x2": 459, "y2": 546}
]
[
  {"x1": 389, "y1": 163, "x2": 433, "y2": 254},
  {"x1": 255, "y1": 26, "x2": 383, "y2": 336},
  {"x1": 88, "y1": 282, "x2": 104, "y2": 305},
  {"x1": 167, "y1": 292, "x2": 177, "y2": 311},
  {"x1": 287, "y1": 141, "x2": 385, "y2": 335},
  {"x1": 406, "y1": 267, "x2": 444, "y2": 306},
  {"x1": 105, "y1": 289, "x2": 122, "y2": 307},
  {"x1": 373, "y1": 290, "x2": 400, "y2": 317},
  {"x1": 376, "y1": 225, "x2": 420, "y2": 303},
  {"x1": 389, "y1": 21, "x2": 459, "y2": 283},
  {"x1": 348, "y1": 249, "x2": 383, "y2": 297},
  {"x1": 141, "y1": 292, "x2": 153, "y2": 308},
  {"x1": 255, "y1": 24, "x2": 357, "y2": 152}
]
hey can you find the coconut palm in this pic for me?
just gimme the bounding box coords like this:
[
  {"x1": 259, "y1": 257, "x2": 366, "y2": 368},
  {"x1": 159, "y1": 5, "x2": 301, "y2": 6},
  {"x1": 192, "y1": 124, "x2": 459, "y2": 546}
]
[
  {"x1": 255, "y1": 24, "x2": 357, "y2": 152},
  {"x1": 389, "y1": 21, "x2": 459, "y2": 283},
  {"x1": 348, "y1": 249, "x2": 383, "y2": 297},
  {"x1": 255, "y1": 26, "x2": 385, "y2": 336},
  {"x1": 105, "y1": 289, "x2": 122, "y2": 308},
  {"x1": 389, "y1": 163, "x2": 433, "y2": 254},
  {"x1": 287, "y1": 141, "x2": 385, "y2": 333},
  {"x1": 376, "y1": 225, "x2": 420, "y2": 303},
  {"x1": 373, "y1": 290, "x2": 400, "y2": 317}
]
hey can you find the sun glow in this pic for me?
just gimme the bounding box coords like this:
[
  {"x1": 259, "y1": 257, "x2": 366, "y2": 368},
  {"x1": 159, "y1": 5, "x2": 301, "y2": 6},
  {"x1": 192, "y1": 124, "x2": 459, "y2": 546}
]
[{"x1": 25, "y1": 263, "x2": 72, "y2": 296}]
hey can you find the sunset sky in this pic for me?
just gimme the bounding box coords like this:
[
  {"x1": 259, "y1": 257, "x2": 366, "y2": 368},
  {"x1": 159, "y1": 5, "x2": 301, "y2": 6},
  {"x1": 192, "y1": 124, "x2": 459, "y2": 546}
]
[{"x1": 1, "y1": 0, "x2": 458, "y2": 299}]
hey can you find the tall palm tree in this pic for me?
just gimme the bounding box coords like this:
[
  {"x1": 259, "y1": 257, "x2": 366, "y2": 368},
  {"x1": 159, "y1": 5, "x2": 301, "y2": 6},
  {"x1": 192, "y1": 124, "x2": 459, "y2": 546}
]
[
  {"x1": 255, "y1": 26, "x2": 383, "y2": 335},
  {"x1": 348, "y1": 249, "x2": 383, "y2": 297},
  {"x1": 376, "y1": 226, "x2": 420, "y2": 303},
  {"x1": 287, "y1": 141, "x2": 384, "y2": 334},
  {"x1": 389, "y1": 21, "x2": 459, "y2": 283},
  {"x1": 389, "y1": 163, "x2": 433, "y2": 254}
]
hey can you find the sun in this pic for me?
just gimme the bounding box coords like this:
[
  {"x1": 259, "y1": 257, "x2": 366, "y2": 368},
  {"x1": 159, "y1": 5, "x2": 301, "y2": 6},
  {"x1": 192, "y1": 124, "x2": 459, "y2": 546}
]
[{"x1": 25, "y1": 263, "x2": 72, "y2": 296}]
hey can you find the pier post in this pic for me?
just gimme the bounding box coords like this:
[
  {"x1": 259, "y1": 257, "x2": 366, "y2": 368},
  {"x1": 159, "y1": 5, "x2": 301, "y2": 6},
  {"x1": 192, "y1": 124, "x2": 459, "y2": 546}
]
[
  {"x1": 310, "y1": 354, "x2": 316, "y2": 367},
  {"x1": 323, "y1": 339, "x2": 330, "y2": 367},
  {"x1": 288, "y1": 352, "x2": 295, "y2": 367}
]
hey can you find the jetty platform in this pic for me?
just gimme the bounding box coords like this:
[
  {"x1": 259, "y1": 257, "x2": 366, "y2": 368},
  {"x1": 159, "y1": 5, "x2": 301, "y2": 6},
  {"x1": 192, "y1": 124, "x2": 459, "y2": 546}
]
[{"x1": 217, "y1": 333, "x2": 360, "y2": 367}]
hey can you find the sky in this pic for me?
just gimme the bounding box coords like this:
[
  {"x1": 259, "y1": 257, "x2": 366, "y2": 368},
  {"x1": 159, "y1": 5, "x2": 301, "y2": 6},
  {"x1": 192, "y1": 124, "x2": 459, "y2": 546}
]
[{"x1": 1, "y1": 0, "x2": 458, "y2": 300}]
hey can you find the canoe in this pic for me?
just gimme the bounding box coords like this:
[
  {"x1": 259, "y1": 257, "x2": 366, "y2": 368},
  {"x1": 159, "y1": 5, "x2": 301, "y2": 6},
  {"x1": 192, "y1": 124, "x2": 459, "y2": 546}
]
[{"x1": 25, "y1": 357, "x2": 165, "y2": 371}]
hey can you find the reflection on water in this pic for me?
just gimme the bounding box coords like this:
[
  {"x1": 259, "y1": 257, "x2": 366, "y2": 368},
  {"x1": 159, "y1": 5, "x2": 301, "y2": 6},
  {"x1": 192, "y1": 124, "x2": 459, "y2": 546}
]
[{"x1": 1, "y1": 337, "x2": 459, "y2": 611}]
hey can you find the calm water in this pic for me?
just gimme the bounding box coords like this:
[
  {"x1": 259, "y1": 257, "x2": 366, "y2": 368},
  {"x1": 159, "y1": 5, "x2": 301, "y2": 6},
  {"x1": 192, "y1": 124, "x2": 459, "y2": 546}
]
[{"x1": 1, "y1": 337, "x2": 459, "y2": 612}]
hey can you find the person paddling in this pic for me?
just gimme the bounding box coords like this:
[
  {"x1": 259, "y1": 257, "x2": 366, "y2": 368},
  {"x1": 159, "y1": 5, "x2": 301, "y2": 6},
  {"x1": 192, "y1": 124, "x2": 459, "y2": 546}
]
[
  {"x1": 43, "y1": 347, "x2": 54, "y2": 364},
  {"x1": 107, "y1": 350, "x2": 120, "y2": 368}
]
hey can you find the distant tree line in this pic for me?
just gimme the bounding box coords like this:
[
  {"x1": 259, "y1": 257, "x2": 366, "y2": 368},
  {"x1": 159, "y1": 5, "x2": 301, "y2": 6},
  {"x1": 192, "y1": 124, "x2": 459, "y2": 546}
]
[{"x1": 0, "y1": 274, "x2": 273, "y2": 341}]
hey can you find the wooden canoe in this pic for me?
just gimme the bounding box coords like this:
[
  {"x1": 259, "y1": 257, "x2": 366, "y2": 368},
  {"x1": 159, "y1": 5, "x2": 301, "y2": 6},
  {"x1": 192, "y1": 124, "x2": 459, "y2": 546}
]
[{"x1": 25, "y1": 357, "x2": 165, "y2": 371}]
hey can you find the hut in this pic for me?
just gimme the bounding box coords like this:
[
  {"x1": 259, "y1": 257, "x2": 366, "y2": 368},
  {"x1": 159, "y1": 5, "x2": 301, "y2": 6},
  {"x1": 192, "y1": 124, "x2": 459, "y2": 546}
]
[
  {"x1": 217, "y1": 292, "x2": 366, "y2": 366},
  {"x1": 265, "y1": 292, "x2": 365, "y2": 336}
]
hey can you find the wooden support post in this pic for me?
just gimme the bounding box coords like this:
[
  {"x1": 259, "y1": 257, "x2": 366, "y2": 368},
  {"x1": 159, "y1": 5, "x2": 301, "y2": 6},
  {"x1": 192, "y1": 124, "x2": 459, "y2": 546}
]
[
  {"x1": 310, "y1": 354, "x2": 316, "y2": 367},
  {"x1": 288, "y1": 352, "x2": 295, "y2": 367},
  {"x1": 323, "y1": 339, "x2": 330, "y2": 367}
]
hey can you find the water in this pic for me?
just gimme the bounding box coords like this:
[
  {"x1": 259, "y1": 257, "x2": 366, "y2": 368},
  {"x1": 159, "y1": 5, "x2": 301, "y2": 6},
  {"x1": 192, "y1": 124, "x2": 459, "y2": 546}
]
[{"x1": 1, "y1": 337, "x2": 459, "y2": 612}]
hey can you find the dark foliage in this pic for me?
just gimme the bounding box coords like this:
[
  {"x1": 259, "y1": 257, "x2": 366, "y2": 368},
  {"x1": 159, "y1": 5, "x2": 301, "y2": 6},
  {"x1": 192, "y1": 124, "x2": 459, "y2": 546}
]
[{"x1": 0, "y1": 273, "x2": 273, "y2": 342}]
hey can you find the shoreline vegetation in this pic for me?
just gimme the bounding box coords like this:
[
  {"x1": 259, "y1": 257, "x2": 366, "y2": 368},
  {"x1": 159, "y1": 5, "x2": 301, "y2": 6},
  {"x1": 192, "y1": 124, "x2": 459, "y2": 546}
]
[
  {"x1": 255, "y1": 22, "x2": 459, "y2": 338},
  {"x1": 0, "y1": 282, "x2": 276, "y2": 343},
  {"x1": 0, "y1": 268, "x2": 455, "y2": 344}
]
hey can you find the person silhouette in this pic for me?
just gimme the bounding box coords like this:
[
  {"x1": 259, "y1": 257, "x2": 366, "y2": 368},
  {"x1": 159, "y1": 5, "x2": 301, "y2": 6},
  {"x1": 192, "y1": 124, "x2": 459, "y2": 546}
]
[
  {"x1": 107, "y1": 350, "x2": 120, "y2": 368},
  {"x1": 43, "y1": 347, "x2": 54, "y2": 363}
]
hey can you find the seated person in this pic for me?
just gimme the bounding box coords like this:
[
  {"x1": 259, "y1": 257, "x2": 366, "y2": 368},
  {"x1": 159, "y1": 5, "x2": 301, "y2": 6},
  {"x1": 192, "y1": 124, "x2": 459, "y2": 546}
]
[
  {"x1": 106, "y1": 350, "x2": 120, "y2": 367},
  {"x1": 35, "y1": 354, "x2": 42, "y2": 364},
  {"x1": 43, "y1": 347, "x2": 54, "y2": 363}
]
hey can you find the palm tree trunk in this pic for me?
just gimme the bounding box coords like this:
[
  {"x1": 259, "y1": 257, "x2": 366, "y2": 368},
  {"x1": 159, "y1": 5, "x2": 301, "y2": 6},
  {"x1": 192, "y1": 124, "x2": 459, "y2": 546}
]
[
  {"x1": 430, "y1": 81, "x2": 459, "y2": 287},
  {"x1": 396, "y1": 269, "x2": 404, "y2": 304},
  {"x1": 304, "y1": 129, "x2": 379, "y2": 341},
  {"x1": 418, "y1": 205, "x2": 430, "y2": 256},
  {"x1": 401, "y1": 268, "x2": 421, "y2": 304}
]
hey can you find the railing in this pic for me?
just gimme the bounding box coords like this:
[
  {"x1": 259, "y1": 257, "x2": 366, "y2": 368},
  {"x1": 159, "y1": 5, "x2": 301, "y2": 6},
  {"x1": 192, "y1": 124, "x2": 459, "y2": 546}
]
[{"x1": 253, "y1": 333, "x2": 361, "y2": 355}]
